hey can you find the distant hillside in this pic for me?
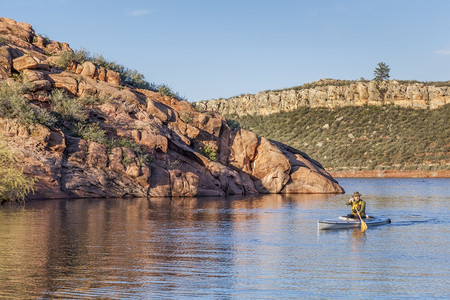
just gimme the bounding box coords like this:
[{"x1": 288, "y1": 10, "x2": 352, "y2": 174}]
[
  {"x1": 195, "y1": 79, "x2": 450, "y2": 116},
  {"x1": 225, "y1": 104, "x2": 450, "y2": 173}
]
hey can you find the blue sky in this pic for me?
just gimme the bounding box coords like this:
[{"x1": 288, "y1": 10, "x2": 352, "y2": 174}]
[{"x1": 2, "y1": 0, "x2": 450, "y2": 101}]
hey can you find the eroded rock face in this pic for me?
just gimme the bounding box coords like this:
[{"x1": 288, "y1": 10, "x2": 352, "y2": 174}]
[
  {"x1": 230, "y1": 128, "x2": 258, "y2": 173},
  {"x1": 195, "y1": 79, "x2": 450, "y2": 116},
  {"x1": 0, "y1": 18, "x2": 344, "y2": 198},
  {"x1": 251, "y1": 137, "x2": 291, "y2": 193},
  {"x1": 0, "y1": 46, "x2": 12, "y2": 79},
  {"x1": 0, "y1": 18, "x2": 34, "y2": 43}
]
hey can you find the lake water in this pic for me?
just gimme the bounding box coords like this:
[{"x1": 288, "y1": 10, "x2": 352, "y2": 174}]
[{"x1": 0, "y1": 178, "x2": 449, "y2": 299}]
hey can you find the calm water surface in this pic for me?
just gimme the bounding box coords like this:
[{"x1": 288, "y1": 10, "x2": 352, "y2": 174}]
[{"x1": 0, "y1": 178, "x2": 449, "y2": 299}]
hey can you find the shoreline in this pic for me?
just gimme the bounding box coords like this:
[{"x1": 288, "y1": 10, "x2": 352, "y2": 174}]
[{"x1": 329, "y1": 170, "x2": 450, "y2": 178}]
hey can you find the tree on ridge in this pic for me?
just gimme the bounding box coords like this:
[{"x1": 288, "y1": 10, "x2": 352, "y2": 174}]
[{"x1": 374, "y1": 62, "x2": 390, "y2": 81}]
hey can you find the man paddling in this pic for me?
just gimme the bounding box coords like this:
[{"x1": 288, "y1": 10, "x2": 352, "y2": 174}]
[{"x1": 346, "y1": 191, "x2": 366, "y2": 219}]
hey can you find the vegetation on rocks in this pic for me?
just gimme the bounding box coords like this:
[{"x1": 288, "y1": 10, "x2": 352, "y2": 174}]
[
  {"x1": 56, "y1": 49, "x2": 186, "y2": 101},
  {"x1": 226, "y1": 104, "x2": 449, "y2": 172},
  {"x1": 200, "y1": 145, "x2": 217, "y2": 161},
  {"x1": 57, "y1": 49, "x2": 156, "y2": 90},
  {"x1": 75, "y1": 122, "x2": 107, "y2": 144},
  {"x1": 0, "y1": 81, "x2": 54, "y2": 127},
  {"x1": 49, "y1": 89, "x2": 86, "y2": 122},
  {"x1": 0, "y1": 140, "x2": 36, "y2": 204}
]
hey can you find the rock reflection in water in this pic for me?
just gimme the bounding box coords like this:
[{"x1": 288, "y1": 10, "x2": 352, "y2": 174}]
[
  {"x1": 1, "y1": 181, "x2": 448, "y2": 299},
  {"x1": 0, "y1": 194, "x2": 332, "y2": 298}
]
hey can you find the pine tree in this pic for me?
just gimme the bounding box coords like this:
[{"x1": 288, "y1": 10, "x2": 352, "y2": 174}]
[{"x1": 374, "y1": 62, "x2": 390, "y2": 81}]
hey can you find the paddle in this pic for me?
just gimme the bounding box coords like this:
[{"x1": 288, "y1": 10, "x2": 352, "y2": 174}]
[{"x1": 356, "y1": 210, "x2": 368, "y2": 232}]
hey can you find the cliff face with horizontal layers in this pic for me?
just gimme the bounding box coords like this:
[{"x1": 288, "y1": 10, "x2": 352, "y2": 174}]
[
  {"x1": 195, "y1": 79, "x2": 450, "y2": 116},
  {"x1": 0, "y1": 18, "x2": 343, "y2": 199}
]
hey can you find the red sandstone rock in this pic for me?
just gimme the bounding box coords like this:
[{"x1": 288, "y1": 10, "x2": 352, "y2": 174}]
[
  {"x1": 0, "y1": 18, "x2": 345, "y2": 199},
  {"x1": 230, "y1": 128, "x2": 258, "y2": 173},
  {"x1": 251, "y1": 137, "x2": 291, "y2": 193}
]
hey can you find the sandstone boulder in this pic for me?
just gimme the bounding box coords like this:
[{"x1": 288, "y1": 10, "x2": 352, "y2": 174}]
[
  {"x1": 197, "y1": 113, "x2": 222, "y2": 137},
  {"x1": 22, "y1": 69, "x2": 45, "y2": 81},
  {"x1": 282, "y1": 166, "x2": 344, "y2": 194},
  {"x1": 108, "y1": 147, "x2": 125, "y2": 173},
  {"x1": 0, "y1": 18, "x2": 34, "y2": 43},
  {"x1": 149, "y1": 166, "x2": 171, "y2": 197},
  {"x1": 80, "y1": 61, "x2": 96, "y2": 78},
  {"x1": 251, "y1": 137, "x2": 291, "y2": 193},
  {"x1": 46, "y1": 72, "x2": 78, "y2": 95},
  {"x1": 140, "y1": 130, "x2": 168, "y2": 153},
  {"x1": 47, "y1": 129, "x2": 66, "y2": 153},
  {"x1": 106, "y1": 69, "x2": 121, "y2": 85},
  {"x1": 169, "y1": 169, "x2": 199, "y2": 196},
  {"x1": 146, "y1": 98, "x2": 174, "y2": 123},
  {"x1": 29, "y1": 79, "x2": 51, "y2": 92},
  {"x1": 12, "y1": 55, "x2": 39, "y2": 71},
  {"x1": 207, "y1": 161, "x2": 244, "y2": 195},
  {"x1": 44, "y1": 41, "x2": 71, "y2": 55},
  {"x1": 65, "y1": 137, "x2": 88, "y2": 165},
  {"x1": 230, "y1": 128, "x2": 258, "y2": 173},
  {"x1": 87, "y1": 142, "x2": 108, "y2": 168},
  {"x1": 95, "y1": 66, "x2": 107, "y2": 82}
]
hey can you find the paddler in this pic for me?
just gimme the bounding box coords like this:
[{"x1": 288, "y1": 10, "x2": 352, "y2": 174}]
[{"x1": 346, "y1": 191, "x2": 366, "y2": 219}]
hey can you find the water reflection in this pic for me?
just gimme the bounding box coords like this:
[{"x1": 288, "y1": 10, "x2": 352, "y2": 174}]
[
  {"x1": 0, "y1": 180, "x2": 449, "y2": 298},
  {"x1": 0, "y1": 194, "x2": 334, "y2": 298}
]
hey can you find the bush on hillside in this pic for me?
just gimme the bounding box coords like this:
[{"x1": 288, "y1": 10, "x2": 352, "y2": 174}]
[
  {"x1": 57, "y1": 49, "x2": 157, "y2": 91},
  {"x1": 0, "y1": 35, "x2": 7, "y2": 45},
  {"x1": 75, "y1": 122, "x2": 107, "y2": 144},
  {"x1": 109, "y1": 137, "x2": 152, "y2": 166},
  {"x1": 0, "y1": 81, "x2": 56, "y2": 127},
  {"x1": 49, "y1": 89, "x2": 86, "y2": 122},
  {"x1": 200, "y1": 145, "x2": 217, "y2": 161},
  {"x1": 0, "y1": 140, "x2": 36, "y2": 203}
]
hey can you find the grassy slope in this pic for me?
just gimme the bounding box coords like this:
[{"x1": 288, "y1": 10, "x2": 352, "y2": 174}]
[{"x1": 226, "y1": 104, "x2": 449, "y2": 172}]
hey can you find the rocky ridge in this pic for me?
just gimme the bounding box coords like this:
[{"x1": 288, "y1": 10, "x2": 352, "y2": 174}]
[
  {"x1": 195, "y1": 79, "x2": 450, "y2": 116},
  {"x1": 0, "y1": 18, "x2": 343, "y2": 198}
]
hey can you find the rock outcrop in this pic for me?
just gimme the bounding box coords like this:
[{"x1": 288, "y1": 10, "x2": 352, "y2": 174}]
[
  {"x1": 195, "y1": 79, "x2": 450, "y2": 116},
  {"x1": 0, "y1": 18, "x2": 344, "y2": 198}
]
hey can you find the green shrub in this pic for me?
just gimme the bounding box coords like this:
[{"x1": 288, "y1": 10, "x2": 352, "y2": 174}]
[
  {"x1": 72, "y1": 48, "x2": 90, "y2": 63},
  {"x1": 158, "y1": 84, "x2": 173, "y2": 97},
  {"x1": 41, "y1": 34, "x2": 51, "y2": 44},
  {"x1": 75, "y1": 122, "x2": 107, "y2": 144},
  {"x1": 0, "y1": 140, "x2": 36, "y2": 203},
  {"x1": 56, "y1": 51, "x2": 74, "y2": 69},
  {"x1": 0, "y1": 81, "x2": 35, "y2": 126},
  {"x1": 0, "y1": 35, "x2": 7, "y2": 45},
  {"x1": 121, "y1": 151, "x2": 133, "y2": 166},
  {"x1": 109, "y1": 138, "x2": 152, "y2": 166},
  {"x1": 181, "y1": 111, "x2": 194, "y2": 124},
  {"x1": 50, "y1": 89, "x2": 86, "y2": 122},
  {"x1": 200, "y1": 145, "x2": 217, "y2": 161},
  {"x1": 0, "y1": 82, "x2": 60, "y2": 127},
  {"x1": 34, "y1": 107, "x2": 57, "y2": 127},
  {"x1": 78, "y1": 95, "x2": 110, "y2": 107}
]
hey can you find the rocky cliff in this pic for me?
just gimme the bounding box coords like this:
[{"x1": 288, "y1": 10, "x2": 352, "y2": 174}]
[
  {"x1": 195, "y1": 79, "x2": 450, "y2": 116},
  {"x1": 0, "y1": 18, "x2": 343, "y2": 199}
]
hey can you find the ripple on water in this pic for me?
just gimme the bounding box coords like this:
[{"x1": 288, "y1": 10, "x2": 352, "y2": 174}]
[{"x1": 0, "y1": 178, "x2": 449, "y2": 298}]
